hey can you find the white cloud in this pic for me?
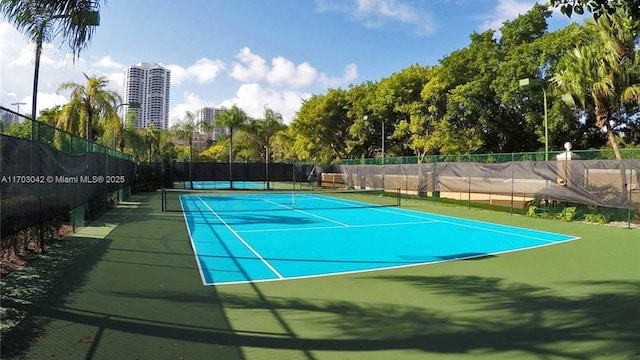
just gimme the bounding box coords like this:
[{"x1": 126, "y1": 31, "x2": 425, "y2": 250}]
[
  {"x1": 220, "y1": 83, "x2": 311, "y2": 124},
  {"x1": 165, "y1": 64, "x2": 189, "y2": 85},
  {"x1": 106, "y1": 71, "x2": 125, "y2": 94},
  {"x1": 188, "y1": 58, "x2": 226, "y2": 84},
  {"x1": 318, "y1": 63, "x2": 358, "y2": 88},
  {"x1": 2, "y1": 20, "x2": 353, "y2": 128},
  {"x1": 479, "y1": 0, "x2": 537, "y2": 32},
  {"x1": 165, "y1": 57, "x2": 225, "y2": 85},
  {"x1": 229, "y1": 47, "x2": 269, "y2": 82},
  {"x1": 229, "y1": 47, "x2": 357, "y2": 90},
  {"x1": 267, "y1": 57, "x2": 317, "y2": 88},
  {"x1": 315, "y1": 0, "x2": 436, "y2": 35},
  {"x1": 93, "y1": 55, "x2": 123, "y2": 69}
]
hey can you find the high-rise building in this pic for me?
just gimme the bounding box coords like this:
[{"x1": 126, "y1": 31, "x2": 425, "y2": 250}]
[
  {"x1": 200, "y1": 106, "x2": 229, "y2": 140},
  {"x1": 123, "y1": 62, "x2": 171, "y2": 129}
]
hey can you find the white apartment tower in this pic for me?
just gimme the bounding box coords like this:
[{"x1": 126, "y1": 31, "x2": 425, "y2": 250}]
[{"x1": 123, "y1": 62, "x2": 171, "y2": 129}]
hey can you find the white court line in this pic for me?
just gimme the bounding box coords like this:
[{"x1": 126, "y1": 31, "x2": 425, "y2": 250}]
[
  {"x1": 236, "y1": 220, "x2": 438, "y2": 233},
  {"x1": 262, "y1": 198, "x2": 350, "y2": 227},
  {"x1": 208, "y1": 236, "x2": 574, "y2": 286},
  {"x1": 313, "y1": 195, "x2": 573, "y2": 244},
  {"x1": 370, "y1": 207, "x2": 570, "y2": 244},
  {"x1": 270, "y1": 195, "x2": 577, "y2": 244},
  {"x1": 179, "y1": 197, "x2": 209, "y2": 286},
  {"x1": 196, "y1": 195, "x2": 284, "y2": 279}
]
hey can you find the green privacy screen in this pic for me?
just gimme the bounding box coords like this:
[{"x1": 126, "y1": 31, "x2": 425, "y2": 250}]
[{"x1": 1, "y1": 134, "x2": 135, "y2": 237}]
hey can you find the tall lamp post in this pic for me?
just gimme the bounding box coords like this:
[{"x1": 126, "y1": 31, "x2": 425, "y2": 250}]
[
  {"x1": 519, "y1": 78, "x2": 549, "y2": 161},
  {"x1": 11, "y1": 102, "x2": 26, "y2": 113},
  {"x1": 264, "y1": 145, "x2": 270, "y2": 189},
  {"x1": 30, "y1": 10, "x2": 100, "y2": 140},
  {"x1": 11, "y1": 102, "x2": 26, "y2": 123}
]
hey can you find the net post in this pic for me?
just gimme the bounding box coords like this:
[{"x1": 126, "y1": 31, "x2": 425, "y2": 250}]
[
  {"x1": 161, "y1": 189, "x2": 165, "y2": 212},
  {"x1": 396, "y1": 187, "x2": 401, "y2": 206}
]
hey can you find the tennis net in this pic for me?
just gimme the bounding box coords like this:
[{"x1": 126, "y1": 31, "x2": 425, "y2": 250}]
[{"x1": 161, "y1": 188, "x2": 401, "y2": 213}]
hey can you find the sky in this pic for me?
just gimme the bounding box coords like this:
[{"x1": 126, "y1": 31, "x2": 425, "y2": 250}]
[{"x1": 0, "y1": 0, "x2": 583, "y2": 126}]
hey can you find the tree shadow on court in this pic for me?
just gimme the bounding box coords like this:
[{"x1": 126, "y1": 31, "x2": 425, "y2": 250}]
[
  {"x1": 1, "y1": 236, "x2": 111, "y2": 358},
  {"x1": 180, "y1": 276, "x2": 636, "y2": 359},
  {"x1": 1, "y1": 192, "x2": 245, "y2": 360},
  {"x1": 366, "y1": 275, "x2": 640, "y2": 358}
]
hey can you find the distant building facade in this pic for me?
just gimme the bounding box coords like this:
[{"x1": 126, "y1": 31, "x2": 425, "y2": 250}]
[
  {"x1": 0, "y1": 109, "x2": 18, "y2": 126},
  {"x1": 200, "y1": 106, "x2": 229, "y2": 140},
  {"x1": 123, "y1": 62, "x2": 171, "y2": 129},
  {"x1": 171, "y1": 132, "x2": 212, "y2": 152}
]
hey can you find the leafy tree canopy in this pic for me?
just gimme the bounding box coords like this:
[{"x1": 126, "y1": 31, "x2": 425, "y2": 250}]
[{"x1": 549, "y1": 0, "x2": 640, "y2": 21}]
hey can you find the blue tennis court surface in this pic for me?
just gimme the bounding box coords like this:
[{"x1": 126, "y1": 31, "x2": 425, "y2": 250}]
[{"x1": 180, "y1": 192, "x2": 578, "y2": 285}]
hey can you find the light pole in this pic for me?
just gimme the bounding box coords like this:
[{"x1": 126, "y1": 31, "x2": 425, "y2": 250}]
[
  {"x1": 11, "y1": 102, "x2": 26, "y2": 124},
  {"x1": 115, "y1": 101, "x2": 140, "y2": 117},
  {"x1": 519, "y1": 78, "x2": 549, "y2": 161},
  {"x1": 30, "y1": 10, "x2": 100, "y2": 140},
  {"x1": 381, "y1": 118, "x2": 385, "y2": 164},
  {"x1": 11, "y1": 102, "x2": 26, "y2": 113},
  {"x1": 264, "y1": 145, "x2": 270, "y2": 189}
]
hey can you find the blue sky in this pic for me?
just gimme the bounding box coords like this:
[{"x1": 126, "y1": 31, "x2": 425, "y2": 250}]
[{"x1": 0, "y1": 0, "x2": 582, "y2": 125}]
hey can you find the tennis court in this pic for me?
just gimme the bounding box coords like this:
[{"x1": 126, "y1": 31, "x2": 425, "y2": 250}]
[
  {"x1": 4, "y1": 191, "x2": 637, "y2": 360},
  {"x1": 170, "y1": 190, "x2": 578, "y2": 285}
]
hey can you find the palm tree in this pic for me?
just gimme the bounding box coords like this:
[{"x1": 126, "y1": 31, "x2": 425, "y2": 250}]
[
  {"x1": 214, "y1": 105, "x2": 247, "y2": 188},
  {"x1": 1, "y1": 0, "x2": 102, "y2": 57},
  {"x1": 241, "y1": 107, "x2": 287, "y2": 160},
  {"x1": 57, "y1": 74, "x2": 121, "y2": 144},
  {"x1": 157, "y1": 130, "x2": 176, "y2": 162},
  {"x1": 552, "y1": 10, "x2": 640, "y2": 159},
  {"x1": 172, "y1": 110, "x2": 210, "y2": 187},
  {"x1": 143, "y1": 124, "x2": 160, "y2": 163},
  {"x1": 1, "y1": 0, "x2": 102, "y2": 124}
]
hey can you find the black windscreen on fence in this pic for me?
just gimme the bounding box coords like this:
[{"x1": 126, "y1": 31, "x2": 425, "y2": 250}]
[
  {"x1": 1, "y1": 134, "x2": 136, "y2": 237},
  {"x1": 165, "y1": 161, "x2": 320, "y2": 183}
]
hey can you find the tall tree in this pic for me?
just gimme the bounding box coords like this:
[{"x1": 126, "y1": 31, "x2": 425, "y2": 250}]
[
  {"x1": 172, "y1": 110, "x2": 210, "y2": 188},
  {"x1": 549, "y1": 0, "x2": 640, "y2": 21},
  {"x1": 552, "y1": 10, "x2": 640, "y2": 159},
  {"x1": 495, "y1": 6, "x2": 584, "y2": 153},
  {"x1": 172, "y1": 110, "x2": 209, "y2": 161},
  {"x1": 214, "y1": 105, "x2": 248, "y2": 161},
  {"x1": 214, "y1": 105, "x2": 247, "y2": 187},
  {"x1": 57, "y1": 73, "x2": 121, "y2": 142},
  {"x1": 0, "y1": 0, "x2": 103, "y2": 57},
  {"x1": 240, "y1": 107, "x2": 287, "y2": 161},
  {"x1": 157, "y1": 130, "x2": 176, "y2": 162},
  {"x1": 143, "y1": 124, "x2": 159, "y2": 163},
  {"x1": 1, "y1": 0, "x2": 102, "y2": 125},
  {"x1": 291, "y1": 89, "x2": 351, "y2": 163},
  {"x1": 436, "y1": 30, "x2": 501, "y2": 153}
]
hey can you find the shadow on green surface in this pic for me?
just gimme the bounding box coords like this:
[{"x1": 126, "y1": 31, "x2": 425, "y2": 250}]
[
  {"x1": 1, "y1": 193, "x2": 245, "y2": 360},
  {"x1": 101, "y1": 275, "x2": 639, "y2": 358},
  {"x1": 3, "y1": 192, "x2": 638, "y2": 360},
  {"x1": 1, "y1": 236, "x2": 111, "y2": 358}
]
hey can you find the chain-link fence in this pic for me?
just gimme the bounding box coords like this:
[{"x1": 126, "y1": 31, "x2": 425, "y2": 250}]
[
  {"x1": 340, "y1": 149, "x2": 640, "y2": 165},
  {"x1": 1, "y1": 106, "x2": 132, "y2": 160},
  {"x1": 1, "y1": 108, "x2": 136, "y2": 265}
]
